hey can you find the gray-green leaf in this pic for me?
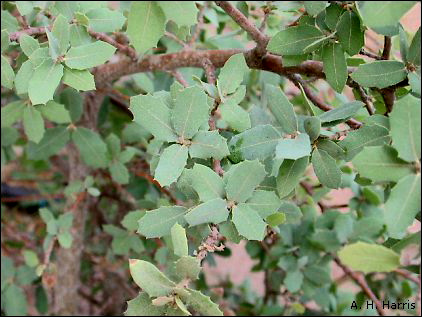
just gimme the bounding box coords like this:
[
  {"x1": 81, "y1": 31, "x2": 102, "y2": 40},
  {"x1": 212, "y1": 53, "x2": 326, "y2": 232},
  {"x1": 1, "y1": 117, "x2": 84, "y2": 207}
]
[
  {"x1": 184, "y1": 198, "x2": 229, "y2": 227},
  {"x1": 276, "y1": 133, "x2": 311, "y2": 160},
  {"x1": 1, "y1": 55, "x2": 14, "y2": 89},
  {"x1": 312, "y1": 148, "x2": 341, "y2": 189},
  {"x1": 137, "y1": 206, "x2": 187, "y2": 238},
  {"x1": 276, "y1": 157, "x2": 309, "y2": 198},
  {"x1": 232, "y1": 203, "x2": 267, "y2": 241},
  {"x1": 219, "y1": 100, "x2": 251, "y2": 132},
  {"x1": 71, "y1": 127, "x2": 108, "y2": 168},
  {"x1": 318, "y1": 101, "x2": 363, "y2": 126},
  {"x1": 64, "y1": 41, "x2": 116, "y2": 70},
  {"x1": 170, "y1": 223, "x2": 188, "y2": 257},
  {"x1": 62, "y1": 67, "x2": 96, "y2": 91},
  {"x1": 350, "y1": 61, "x2": 407, "y2": 89},
  {"x1": 322, "y1": 42, "x2": 347, "y2": 93},
  {"x1": 217, "y1": 53, "x2": 248, "y2": 96},
  {"x1": 186, "y1": 164, "x2": 226, "y2": 202},
  {"x1": 189, "y1": 130, "x2": 229, "y2": 160},
  {"x1": 86, "y1": 8, "x2": 126, "y2": 33},
  {"x1": 23, "y1": 106, "x2": 45, "y2": 143},
  {"x1": 154, "y1": 144, "x2": 188, "y2": 186},
  {"x1": 27, "y1": 126, "x2": 70, "y2": 160},
  {"x1": 336, "y1": 11, "x2": 364, "y2": 55}
]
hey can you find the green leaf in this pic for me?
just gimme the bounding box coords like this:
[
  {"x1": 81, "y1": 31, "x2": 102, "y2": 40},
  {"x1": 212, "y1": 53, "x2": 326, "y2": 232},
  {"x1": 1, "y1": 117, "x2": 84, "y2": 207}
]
[
  {"x1": 246, "y1": 190, "x2": 281, "y2": 218},
  {"x1": 57, "y1": 231, "x2": 73, "y2": 248},
  {"x1": 16, "y1": 1, "x2": 33, "y2": 15},
  {"x1": 23, "y1": 106, "x2": 45, "y2": 143},
  {"x1": 122, "y1": 210, "x2": 146, "y2": 232},
  {"x1": 28, "y1": 47, "x2": 50, "y2": 67},
  {"x1": 186, "y1": 164, "x2": 225, "y2": 202},
  {"x1": 177, "y1": 288, "x2": 223, "y2": 316},
  {"x1": 62, "y1": 67, "x2": 96, "y2": 91},
  {"x1": 339, "y1": 124, "x2": 391, "y2": 161},
  {"x1": 1, "y1": 256, "x2": 15, "y2": 291},
  {"x1": 154, "y1": 144, "x2": 188, "y2": 186},
  {"x1": 19, "y1": 34, "x2": 40, "y2": 57},
  {"x1": 28, "y1": 59, "x2": 64, "y2": 105},
  {"x1": 318, "y1": 101, "x2": 363, "y2": 126},
  {"x1": 338, "y1": 241, "x2": 400, "y2": 273},
  {"x1": 1, "y1": 55, "x2": 14, "y2": 89},
  {"x1": 127, "y1": 1, "x2": 165, "y2": 54},
  {"x1": 358, "y1": 1, "x2": 416, "y2": 36},
  {"x1": 276, "y1": 157, "x2": 309, "y2": 198},
  {"x1": 69, "y1": 24, "x2": 92, "y2": 47},
  {"x1": 267, "y1": 25, "x2": 324, "y2": 55},
  {"x1": 350, "y1": 61, "x2": 407, "y2": 89},
  {"x1": 336, "y1": 11, "x2": 364, "y2": 55},
  {"x1": 39, "y1": 101, "x2": 71, "y2": 124},
  {"x1": 266, "y1": 212, "x2": 286, "y2": 227},
  {"x1": 284, "y1": 270, "x2": 303, "y2": 293},
  {"x1": 334, "y1": 214, "x2": 354, "y2": 243},
  {"x1": 175, "y1": 256, "x2": 201, "y2": 280},
  {"x1": 158, "y1": 2, "x2": 198, "y2": 27},
  {"x1": 55, "y1": 2, "x2": 78, "y2": 20},
  {"x1": 226, "y1": 160, "x2": 266, "y2": 203},
  {"x1": 57, "y1": 213, "x2": 73, "y2": 230},
  {"x1": 60, "y1": 87, "x2": 83, "y2": 122},
  {"x1": 265, "y1": 84, "x2": 298, "y2": 134},
  {"x1": 172, "y1": 86, "x2": 209, "y2": 139},
  {"x1": 1, "y1": 101, "x2": 25, "y2": 127},
  {"x1": 408, "y1": 71, "x2": 421, "y2": 97},
  {"x1": 280, "y1": 201, "x2": 302, "y2": 224},
  {"x1": 15, "y1": 60, "x2": 34, "y2": 95},
  {"x1": 228, "y1": 124, "x2": 281, "y2": 161},
  {"x1": 27, "y1": 126, "x2": 70, "y2": 160},
  {"x1": 1, "y1": 10, "x2": 19, "y2": 32},
  {"x1": 52, "y1": 14, "x2": 70, "y2": 56},
  {"x1": 129, "y1": 260, "x2": 176, "y2": 297},
  {"x1": 4, "y1": 284, "x2": 27, "y2": 316},
  {"x1": 23, "y1": 250, "x2": 39, "y2": 268},
  {"x1": 189, "y1": 130, "x2": 229, "y2": 160},
  {"x1": 276, "y1": 133, "x2": 311, "y2": 160},
  {"x1": 304, "y1": 1, "x2": 327, "y2": 16},
  {"x1": 304, "y1": 117, "x2": 321, "y2": 142},
  {"x1": 170, "y1": 223, "x2": 188, "y2": 257},
  {"x1": 217, "y1": 53, "x2": 248, "y2": 96},
  {"x1": 137, "y1": 206, "x2": 187, "y2": 238},
  {"x1": 385, "y1": 174, "x2": 421, "y2": 238},
  {"x1": 1, "y1": 30, "x2": 9, "y2": 53},
  {"x1": 46, "y1": 29, "x2": 61, "y2": 61},
  {"x1": 316, "y1": 139, "x2": 345, "y2": 160},
  {"x1": 325, "y1": 3, "x2": 344, "y2": 31},
  {"x1": 232, "y1": 203, "x2": 266, "y2": 241},
  {"x1": 219, "y1": 100, "x2": 251, "y2": 132},
  {"x1": 71, "y1": 127, "x2": 108, "y2": 168},
  {"x1": 64, "y1": 41, "x2": 116, "y2": 70},
  {"x1": 125, "y1": 292, "x2": 166, "y2": 316},
  {"x1": 185, "y1": 198, "x2": 229, "y2": 227},
  {"x1": 312, "y1": 148, "x2": 341, "y2": 189},
  {"x1": 407, "y1": 27, "x2": 421, "y2": 66},
  {"x1": 110, "y1": 160, "x2": 129, "y2": 184},
  {"x1": 390, "y1": 94, "x2": 421, "y2": 162},
  {"x1": 130, "y1": 94, "x2": 178, "y2": 142},
  {"x1": 15, "y1": 265, "x2": 37, "y2": 285},
  {"x1": 352, "y1": 145, "x2": 413, "y2": 182},
  {"x1": 86, "y1": 8, "x2": 126, "y2": 33},
  {"x1": 322, "y1": 43, "x2": 347, "y2": 93}
]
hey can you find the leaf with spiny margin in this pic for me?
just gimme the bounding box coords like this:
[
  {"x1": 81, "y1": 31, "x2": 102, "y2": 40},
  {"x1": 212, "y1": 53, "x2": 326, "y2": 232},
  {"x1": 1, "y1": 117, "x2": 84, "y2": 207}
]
[
  {"x1": 184, "y1": 198, "x2": 229, "y2": 227},
  {"x1": 158, "y1": 2, "x2": 198, "y2": 27},
  {"x1": 304, "y1": 1, "x2": 327, "y2": 16},
  {"x1": 110, "y1": 160, "x2": 129, "y2": 184},
  {"x1": 62, "y1": 67, "x2": 96, "y2": 91},
  {"x1": 130, "y1": 94, "x2": 178, "y2": 142},
  {"x1": 339, "y1": 124, "x2": 390, "y2": 161},
  {"x1": 316, "y1": 139, "x2": 345, "y2": 160},
  {"x1": 175, "y1": 256, "x2": 201, "y2": 280},
  {"x1": 280, "y1": 201, "x2": 302, "y2": 224},
  {"x1": 390, "y1": 94, "x2": 421, "y2": 162},
  {"x1": 129, "y1": 260, "x2": 176, "y2": 297},
  {"x1": 15, "y1": 60, "x2": 34, "y2": 95},
  {"x1": 189, "y1": 130, "x2": 229, "y2": 160},
  {"x1": 304, "y1": 116, "x2": 321, "y2": 142},
  {"x1": 171, "y1": 223, "x2": 188, "y2": 257},
  {"x1": 336, "y1": 11, "x2": 364, "y2": 55},
  {"x1": 137, "y1": 206, "x2": 187, "y2": 238},
  {"x1": 19, "y1": 34, "x2": 40, "y2": 57},
  {"x1": 276, "y1": 156, "x2": 309, "y2": 198},
  {"x1": 71, "y1": 127, "x2": 108, "y2": 168},
  {"x1": 312, "y1": 148, "x2": 341, "y2": 189},
  {"x1": 52, "y1": 14, "x2": 70, "y2": 56},
  {"x1": 23, "y1": 106, "x2": 45, "y2": 143},
  {"x1": 154, "y1": 144, "x2": 188, "y2": 186},
  {"x1": 1, "y1": 55, "x2": 14, "y2": 89},
  {"x1": 322, "y1": 42, "x2": 347, "y2": 93},
  {"x1": 246, "y1": 190, "x2": 281, "y2": 218},
  {"x1": 350, "y1": 61, "x2": 407, "y2": 89},
  {"x1": 352, "y1": 145, "x2": 413, "y2": 182},
  {"x1": 39, "y1": 101, "x2": 71, "y2": 124},
  {"x1": 338, "y1": 242, "x2": 401, "y2": 273},
  {"x1": 186, "y1": 164, "x2": 225, "y2": 202},
  {"x1": 232, "y1": 203, "x2": 267, "y2": 241},
  {"x1": 265, "y1": 84, "x2": 298, "y2": 134},
  {"x1": 86, "y1": 8, "x2": 126, "y2": 33},
  {"x1": 276, "y1": 133, "x2": 311, "y2": 160},
  {"x1": 177, "y1": 288, "x2": 223, "y2": 316},
  {"x1": 127, "y1": 1, "x2": 165, "y2": 54},
  {"x1": 219, "y1": 100, "x2": 251, "y2": 132},
  {"x1": 318, "y1": 101, "x2": 363, "y2": 126},
  {"x1": 172, "y1": 86, "x2": 209, "y2": 139},
  {"x1": 226, "y1": 160, "x2": 266, "y2": 203},
  {"x1": 125, "y1": 292, "x2": 166, "y2": 316},
  {"x1": 64, "y1": 41, "x2": 116, "y2": 70},
  {"x1": 384, "y1": 174, "x2": 421, "y2": 238},
  {"x1": 1, "y1": 101, "x2": 25, "y2": 127},
  {"x1": 28, "y1": 59, "x2": 63, "y2": 105},
  {"x1": 217, "y1": 53, "x2": 248, "y2": 96},
  {"x1": 228, "y1": 124, "x2": 281, "y2": 161},
  {"x1": 267, "y1": 25, "x2": 324, "y2": 55},
  {"x1": 27, "y1": 126, "x2": 70, "y2": 160},
  {"x1": 407, "y1": 27, "x2": 420, "y2": 66}
]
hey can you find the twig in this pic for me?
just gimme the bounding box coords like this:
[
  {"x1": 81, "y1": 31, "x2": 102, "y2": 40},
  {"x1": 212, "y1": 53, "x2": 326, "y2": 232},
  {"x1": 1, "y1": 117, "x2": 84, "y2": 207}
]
[
  {"x1": 300, "y1": 181, "x2": 327, "y2": 212},
  {"x1": 201, "y1": 58, "x2": 217, "y2": 85},
  {"x1": 87, "y1": 29, "x2": 138, "y2": 60},
  {"x1": 164, "y1": 31, "x2": 189, "y2": 49},
  {"x1": 195, "y1": 225, "x2": 225, "y2": 261},
  {"x1": 381, "y1": 36, "x2": 392, "y2": 60},
  {"x1": 9, "y1": 26, "x2": 49, "y2": 41},
  {"x1": 167, "y1": 70, "x2": 189, "y2": 87},
  {"x1": 394, "y1": 269, "x2": 420, "y2": 284},
  {"x1": 379, "y1": 87, "x2": 395, "y2": 115},
  {"x1": 334, "y1": 257, "x2": 386, "y2": 316},
  {"x1": 359, "y1": 49, "x2": 383, "y2": 60},
  {"x1": 259, "y1": 4, "x2": 272, "y2": 32},
  {"x1": 348, "y1": 80, "x2": 375, "y2": 115},
  {"x1": 188, "y1": 3, "x2": 206, "y2": 47}
]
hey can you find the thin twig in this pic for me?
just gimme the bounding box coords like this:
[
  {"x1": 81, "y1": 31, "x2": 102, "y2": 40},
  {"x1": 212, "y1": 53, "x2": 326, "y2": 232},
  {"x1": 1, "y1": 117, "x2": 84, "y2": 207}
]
[
  {"x1": 394, "y1": 269, "x2": 420, "y2": 284},
  {"x1": 195, "y1": 225, "x2": 225, "y2": 261},
  {"x1": 348, "y1": 80, "x2": 375, "y2": 115},
  {"x1": 188, "y1": 3, "x2": 206, "y2": 47},
  {"x1": 167, "y1": 70, "x2": 189, "y2": 87},
  {"x1": 164, "y1": 31, "x2": 189, "y2": 49},
  {"x1": 359, "y1": 49, "x2": 383, "y2": 60},
  {"x1": 381, "y1": 36, "x2": 392, "y2": 60},
  {"x1": 87, "y1": 29, "x2": 138, "y2": 60}
]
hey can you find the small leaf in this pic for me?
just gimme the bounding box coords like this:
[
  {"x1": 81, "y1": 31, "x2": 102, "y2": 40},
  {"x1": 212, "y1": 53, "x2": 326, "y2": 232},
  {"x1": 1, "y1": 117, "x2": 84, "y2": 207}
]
[
  {"x1": 125, "y1": 292, "x2": 166, "y2": 316},
  {"x1": 407, "y1": 27, "x2": 421, "y2": 66},
  {"x1": 217, "y1": 53, "x2": 248, "y2": 96},
  {"x1": 325, "y1": 3, "x2": 344, "y2": 31},
  {"x1": 266, "y1": 212, "x2": 286, "y2": 227},
  {"x1": 408, "y1": 71, "x2": 421, "y2": 97},
  {"x1": 27, "y1": 126, "x2": 70, "y2": 160},
  {"x1": 19, "y1": 34, "x2": 40, "y2": 56},
  {"x1": 4, "y1": 284, "x2": 27, "y2": 316},
  {"x1": 303, "y1": 116, "x2": 321, "y2": 142},
  {"x1": 1, "y1": 55, "x2": 14, "y2": 89},
  {"x1": 177, "y1": 288, "x2": 223, "y2": 316},
  {"x1": 316, "y1": 139, "x2": 345, "y2": 160},
  {"x1": 318, "y1": 101, "x2": 363, "y2": 126},
  {"x1": 276, "y1": 157, "x2": 309, "y2": 198},
  {"x1": 23, "y1": 106, "x2": 45, "y2": 143},
  {"x1": 322, "y1": 42, "x2": 347, "y2": 93},
  {"x1": 127, "y1": 1, "x2": 165, "y2": 54},
  {"x1": 64, "y1": 41, "x2": 116, "y2": 70},
  {"x1": 185, "y1": 164, "x2": 226, "y2": 202},
  {"x1": 1, "y1": 10, "x2": 19, "y2": 32},
  {"x1": 52, "y1": 14, "x2": 70, "y2": 56},
  {"x1": 1, "y1": 101, "x2": 25, "y2": 127},
  {"x1": 60, "y1": 87, "x2": 83, "y2": 122},
  {"x1": 304, "y1": 1, "x2": 327, "y2": 16},
  {"x1": 137, "y1": 206, "x2": 187, "y2": 238},
  {"x1": 39, "y1": 101, "x2": 71, "y2": 124},
  {"x1": 15, "y1": 60, "x2": 34, "y2": 95},
  {"x1": 336, "y1": 11, "x2": 364, "y2": 55},
  {"x1": 170, "y1": 223, "x2": 188, "y2": 257},
  {"x1": 275, "y1": 133, "x2": 312, "y2": 160},
  {"x1": 129, "y1": 260, "x2": 175, "y2": 297},
  {"x1": 175, "y1": 256, "x2": 201, "y2": 280},
  {"x1": 232, "y1": 203, "x2": 267, "y2": 241},
  {"x1": 284, "y1": 270, "x2": 303, "y2": 293},
  {"x1": 184, "y1": 198, "x2": 229, "y2": 227},
  {"x1": 62, "y1": 67, "x2": 96, "y2": 91},
  {"x1": 110, "y1": 160, "x2": 129, "y2": 184},
  {"x1": 312, "y1": 148, "x2": 341, "y2": 189},
  {"x1": 154, "y1": 144, "x2": 188, "y2": 186},
  {"x1": 71, "y1": 127, "x2": 108, "y2": 168},
  {"x1": 86, "y1": 8, "x2": 126, "y2": 33},
  {"x1": 350, "y1": 61, "x2": 407, "y2": 89},
  {"x1": 57, "y1": 231, "x2": 73, "y2": 248},
  {"x1": 189, "y1": 130, "x2": 229, "y2": 160},
  {"x1": 158, "y1": 2, "x2": 198, "y2": 27},
  {"x1": 23, "y1": 250, "x2": 39, "y2": 268},
  {"x1": 219, "y1": 100, "x2": 251, "y2": 132},
  {"x1": 280, "y1": 201, "x2": 302, "y2": 224},
  {"x1": 246, "y1": 190, "x2": 282, "y2": 218},
  {"x1": 122, "y1": 210, "x2": 146, "y2": 232},
  {"x1": 338, "y1": 241, "x2": 400, "y2": 273},
  {"x1": 69, "y1": 24, "x2": 92, "y2": 47}
]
